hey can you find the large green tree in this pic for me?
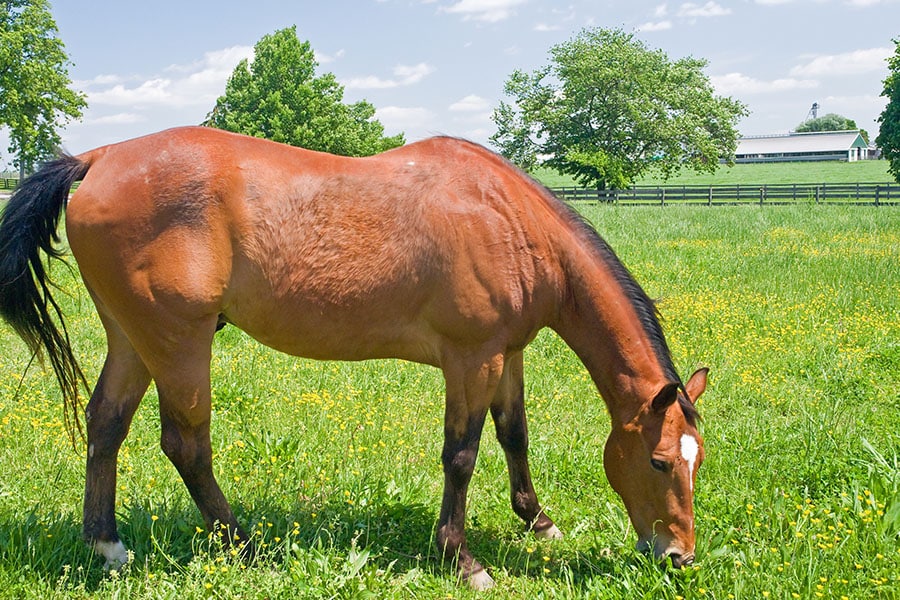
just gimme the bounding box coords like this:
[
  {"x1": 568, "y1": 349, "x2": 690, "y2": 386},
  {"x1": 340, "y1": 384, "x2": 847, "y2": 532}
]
[
  {"x1": 876, "y1": 38, "x2": 900, "y2": 183},
  {"x1": 204, "y1": 26, "x2": 403, "y2": 156},
  {"x1": 0, "y1": 0, "x2": 85, "y2": 178},
  {"x1": 491, "y1": 28, "x2": 747, "y2": 189}
]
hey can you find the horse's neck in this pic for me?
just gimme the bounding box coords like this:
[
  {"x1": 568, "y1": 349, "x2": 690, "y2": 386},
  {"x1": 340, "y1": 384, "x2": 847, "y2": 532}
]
[{"x1": 551, "y1": 243, "x2": 667, "y2": 424}]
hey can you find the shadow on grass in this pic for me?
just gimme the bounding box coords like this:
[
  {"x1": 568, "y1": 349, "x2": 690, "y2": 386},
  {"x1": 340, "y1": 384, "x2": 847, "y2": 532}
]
[{"x1": 0, "y1": 495, "x2": 629, "y2": 591}]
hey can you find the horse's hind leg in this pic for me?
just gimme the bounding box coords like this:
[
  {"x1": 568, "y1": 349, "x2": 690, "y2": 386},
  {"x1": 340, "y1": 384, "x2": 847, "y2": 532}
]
[
  {"x1": 490, "y1": 351, "x2": 562, "y2": 539},
  {"x1": 150, "y1": 318, "x2": 250, "y2": 552},
  {"x1": 83, "y1": 318, "x2": 151, "y2": 568}
]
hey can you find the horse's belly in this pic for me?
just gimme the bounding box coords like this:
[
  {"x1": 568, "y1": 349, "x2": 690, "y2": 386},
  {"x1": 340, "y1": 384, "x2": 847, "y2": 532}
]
[{"x1": 223, "y1": 288, "x2": 442, "y2": 366}]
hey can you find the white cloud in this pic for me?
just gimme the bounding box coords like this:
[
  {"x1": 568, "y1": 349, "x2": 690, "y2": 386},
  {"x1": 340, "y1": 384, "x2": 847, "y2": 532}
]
[
  {"x1": 637, "y1": 20, "x2": 673, "y2": 32},
  {"x1": 677, "y1": 1, "x2": 731, "y2": 17},
  {"x1": 640, "y1": 1, "x2": 725, "y2": 31},
  {"x1": 88, "y1": 78, "x2": 174, "y2": 106},
  {"x1": 77, "y1": 74, "x2": 124, "y2": 86},
  {"x1": 449, "y1": 95, "x2": 491, "y2": 112},
  {"x1": 315, "y1": 49, "x2": 345, "y2": 64},
  {"x1": 85, "y1": 45, "x2": 252, "y2": 108},
  {"x1": 441, "y1": 0, "x2": 528, "y2": 22},
  {"x1": 790, "y1": 47, "x2": 892, "y2": 77},
  {"x1": 343, "y1": 63, "x2": 435, "y2": 90},
  {"x1": 533, "y1": 22, "x2": 560, "y2": 31},
  {"x1": 711, "y1": 72, "x2": 819, "y2": 94},
  {"x1": 164, "y1": 46, "x2": 252, "y2": 74}
]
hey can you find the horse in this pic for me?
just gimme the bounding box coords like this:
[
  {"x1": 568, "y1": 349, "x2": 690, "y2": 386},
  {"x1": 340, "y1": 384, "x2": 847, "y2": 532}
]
[{"x1": 0, "y1": 126, "x2": 707, "y2": 589}]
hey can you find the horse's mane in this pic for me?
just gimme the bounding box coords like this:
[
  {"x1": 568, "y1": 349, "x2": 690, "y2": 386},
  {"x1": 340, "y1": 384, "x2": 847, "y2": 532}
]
[{"x1": 450, "y1": 139, "x2": 699, "y2": 424}]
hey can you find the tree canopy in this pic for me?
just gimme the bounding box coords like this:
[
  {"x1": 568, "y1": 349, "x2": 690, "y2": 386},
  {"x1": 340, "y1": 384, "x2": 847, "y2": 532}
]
[
  {"x1": 0, "y1": 0, "x2": 85, "y2": 177},
  {"x1": 490, "y1": 28, "x2": 747, "y2": 189},
  {"x1": 796, "y1": 113, "x2": 868, "y2": 143},
  {"x1": 876, "y1": 38, "x2": 900, "y2": 183},
  {"x1": 203, "y1": 27, "x2": 403, "y2": 156}
]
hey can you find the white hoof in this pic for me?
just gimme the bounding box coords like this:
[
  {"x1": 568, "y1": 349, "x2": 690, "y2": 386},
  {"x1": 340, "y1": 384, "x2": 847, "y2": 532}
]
[
  {"x1": 94, "y1": 540, "x2": 130, "y2": 571},
  {"x1": 466, "y1": 569, "x2": 495, "y2": 590},
  {"x1": 535, "y1": 524, "x2": 564, "y2": 540}
]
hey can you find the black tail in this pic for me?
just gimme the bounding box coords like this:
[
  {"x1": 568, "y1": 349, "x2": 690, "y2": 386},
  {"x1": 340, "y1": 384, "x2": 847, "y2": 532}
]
[{"x1": 0, "y1": 154, "x2": 91, "y2": 442}]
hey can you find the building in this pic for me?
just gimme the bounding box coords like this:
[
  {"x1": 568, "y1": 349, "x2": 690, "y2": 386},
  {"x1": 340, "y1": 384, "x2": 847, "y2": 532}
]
[{"x1": 734, "y1": 130, "x2": 870, "y2": 163}]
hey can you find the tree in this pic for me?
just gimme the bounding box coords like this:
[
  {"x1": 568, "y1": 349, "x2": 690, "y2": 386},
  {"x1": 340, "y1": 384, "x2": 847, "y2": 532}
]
[
  {"x1": 204, "y1": 27, "x2": 403, "y2": 156},
  {"x1": 491, "y1": 28, "x2": 747, "y2": 189},
  {"x1": 876, "y1": 38, "x2": 900, "y2": 183},
  {"x1": 796, "y1": 113, "x2": 868, "y2": 143},
  {"x1": 0, "y1": 0, "x2": 86, "y2": 178}
]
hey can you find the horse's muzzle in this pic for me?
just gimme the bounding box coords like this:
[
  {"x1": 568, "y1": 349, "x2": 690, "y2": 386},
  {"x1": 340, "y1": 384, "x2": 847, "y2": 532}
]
[
  {"x1": 667, "y1": 552, "x2": 694, "y2": 568},
  {"x1": 638, "y1": 539, "x2": 695, "y2": 569}
]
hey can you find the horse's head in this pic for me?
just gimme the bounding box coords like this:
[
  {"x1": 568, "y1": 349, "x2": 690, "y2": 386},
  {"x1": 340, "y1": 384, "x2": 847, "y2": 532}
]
[{"x1": 603, "y1": 368, "x2": 708, "y2": 568}]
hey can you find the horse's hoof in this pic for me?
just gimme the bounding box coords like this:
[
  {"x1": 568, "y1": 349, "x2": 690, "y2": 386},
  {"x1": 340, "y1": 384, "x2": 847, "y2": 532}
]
[
  {"x1": 535, "y1": 524, "x2": 564, "y2": 540},
  {"x1": 94, "y1": 540, "x2": 130, "y2": 571},
  {"x1": 466, "y1": 568, "x2": 496, "y2": 590}
]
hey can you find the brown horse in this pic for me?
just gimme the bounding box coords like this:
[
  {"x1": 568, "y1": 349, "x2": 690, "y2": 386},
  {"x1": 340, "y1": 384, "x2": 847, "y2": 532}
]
[{"x1": 0, "y1": 127, "x2": 707, "y2": 589}]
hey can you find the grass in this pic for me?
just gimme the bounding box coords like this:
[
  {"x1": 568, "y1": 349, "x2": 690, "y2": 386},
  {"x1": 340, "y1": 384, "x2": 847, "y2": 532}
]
[
  {"x1": 535, "y1": 160, "x2": 894, "y2": 188},
  {"x1": 0, "y1": 206, "x2": 898, "y2": 598}
]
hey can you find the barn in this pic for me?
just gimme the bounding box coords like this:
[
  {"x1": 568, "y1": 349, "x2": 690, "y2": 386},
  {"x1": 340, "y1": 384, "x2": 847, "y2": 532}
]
[{"x1": 734, "y1": 130, "x2": 870, "y2": 163}]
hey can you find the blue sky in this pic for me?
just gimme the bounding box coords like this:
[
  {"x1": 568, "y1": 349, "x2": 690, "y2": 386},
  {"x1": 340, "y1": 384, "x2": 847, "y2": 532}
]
[{"x1": 3, "y1": 0, "x2": 898, "y2": 164}]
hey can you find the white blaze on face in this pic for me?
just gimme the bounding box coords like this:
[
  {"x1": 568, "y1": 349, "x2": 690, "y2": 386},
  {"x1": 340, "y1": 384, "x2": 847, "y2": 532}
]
[{"x1": 680, "y1": 434, "x2": 700, "y2": 492}]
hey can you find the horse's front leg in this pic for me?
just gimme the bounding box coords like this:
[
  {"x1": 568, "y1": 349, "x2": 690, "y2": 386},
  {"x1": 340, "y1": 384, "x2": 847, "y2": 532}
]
[
  {"x1": 436, "y1": 352, "x2": 504, "y2": 590},
  {"x1": 83, "y1": 325, "x2": 151, "y2": 569},
  {"x1": 490, "y1": 351, "x2": 562, "y2": 539}
]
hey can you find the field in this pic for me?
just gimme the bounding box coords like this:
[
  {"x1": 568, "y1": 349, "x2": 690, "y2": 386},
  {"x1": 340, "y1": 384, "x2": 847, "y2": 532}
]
[
  {"x1": 0, "y1": 205, "x2": 898, "y2": 598},
  {"x1": 535, "y1": 160, "x2": 893, "y2": 188}
]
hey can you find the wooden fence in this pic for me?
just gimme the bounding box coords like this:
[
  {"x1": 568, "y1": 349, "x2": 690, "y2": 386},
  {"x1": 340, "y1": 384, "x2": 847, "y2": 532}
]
[
  {"x1": 3, "y1": 177, "x2": 899, "y2": 206},
  {"x1": 551, "y1": 182, "x2": 900, "y2": 206}
]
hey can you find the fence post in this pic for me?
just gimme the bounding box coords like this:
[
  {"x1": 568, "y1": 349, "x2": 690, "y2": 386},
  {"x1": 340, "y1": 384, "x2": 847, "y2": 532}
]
[
  {"x1": 875, "y1": 186, "x2": 881, "y2": 207},
  {"x1": 660, "y1": 188, "x2": 665, "y2": 207},
  {"x1": 760, "y1": 185, "x2": 765, "y2": 206}
]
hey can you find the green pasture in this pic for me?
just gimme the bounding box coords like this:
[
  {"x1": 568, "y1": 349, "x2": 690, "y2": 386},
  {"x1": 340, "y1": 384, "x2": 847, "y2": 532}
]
[
  {"x1": 536, "y1": 159, "x2": 893, "y2": 188},
  {"x1": 0, "y1": 206, "x2": 897, "y2": 598}
]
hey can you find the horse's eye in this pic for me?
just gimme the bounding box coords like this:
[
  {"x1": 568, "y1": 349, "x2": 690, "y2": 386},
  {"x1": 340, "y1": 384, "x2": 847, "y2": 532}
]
[{"x1": 650, "y1": 458, "x2": 670, "y2": 473}]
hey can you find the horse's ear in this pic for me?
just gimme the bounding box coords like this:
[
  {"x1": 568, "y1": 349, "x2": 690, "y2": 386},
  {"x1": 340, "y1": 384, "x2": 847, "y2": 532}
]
[
  {"x1": 684, "y1": 368, "x2": 709, "y2": 405},
  {"x1": 651, "y1": 382, "x2": 680, "y2": 412}
]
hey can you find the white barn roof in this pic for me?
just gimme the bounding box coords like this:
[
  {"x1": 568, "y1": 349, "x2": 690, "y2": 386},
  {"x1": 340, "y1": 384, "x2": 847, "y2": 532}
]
[{"x1": 735, "y1": 130, "x2": 869, "y2": 163}]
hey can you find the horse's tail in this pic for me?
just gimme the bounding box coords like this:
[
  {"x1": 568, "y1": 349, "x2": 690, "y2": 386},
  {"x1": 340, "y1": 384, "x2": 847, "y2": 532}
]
[{"x1": 0, "y1": 153, "x2": 92, "y2": 442}]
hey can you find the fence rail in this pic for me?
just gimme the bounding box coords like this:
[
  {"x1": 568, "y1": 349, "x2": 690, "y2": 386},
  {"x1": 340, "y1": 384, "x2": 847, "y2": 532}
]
[{"x1": 551, "y1": 182, "x2": 900, "y2": 206}]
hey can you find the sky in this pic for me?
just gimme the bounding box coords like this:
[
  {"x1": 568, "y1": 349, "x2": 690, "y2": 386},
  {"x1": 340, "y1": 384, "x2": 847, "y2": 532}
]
[{"x1": 2, "y1": 0, "x2": 898, "y2": 166}]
